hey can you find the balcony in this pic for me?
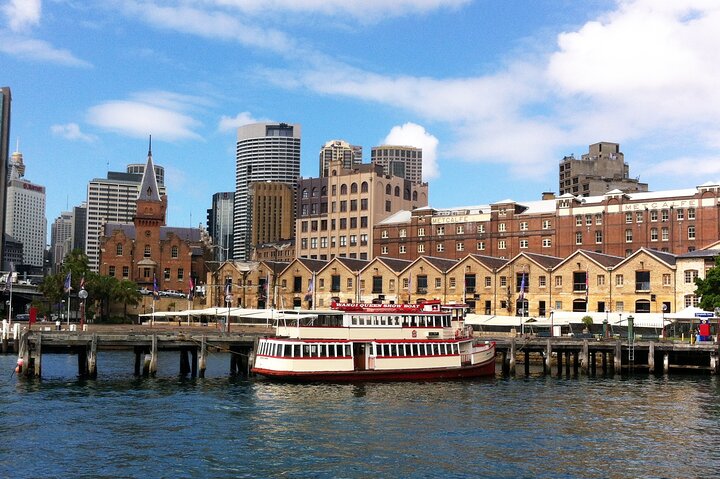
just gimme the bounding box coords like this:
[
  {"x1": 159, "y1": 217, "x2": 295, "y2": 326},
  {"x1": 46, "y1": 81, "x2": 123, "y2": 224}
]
[
  {"x1": 416, "y1": 287, "x2": 428, "y2": 294},
  {"x1": 635, "y1": 282, "x2": 651, "y2": 292},
  {"x1": 573, "y1": 283, "x2": 587, "y2": 293}
]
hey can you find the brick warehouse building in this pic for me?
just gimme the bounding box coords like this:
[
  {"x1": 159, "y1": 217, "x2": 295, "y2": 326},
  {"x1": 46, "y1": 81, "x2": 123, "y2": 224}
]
[
  {"x1": 374, "y1": 183, "x2": 720, "y2": 261},
  {"x1": 99, "y1": 147, "x2": 208, "y2": 292}
]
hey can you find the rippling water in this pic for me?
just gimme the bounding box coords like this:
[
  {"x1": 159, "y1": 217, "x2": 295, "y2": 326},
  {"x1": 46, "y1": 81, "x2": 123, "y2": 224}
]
[{"x1": 2, "y1": 352, "x2": 720, "y2": 478}]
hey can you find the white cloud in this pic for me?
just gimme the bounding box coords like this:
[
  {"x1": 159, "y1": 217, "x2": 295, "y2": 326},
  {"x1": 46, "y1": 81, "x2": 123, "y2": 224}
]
[
  {"x1": 2, "y1": 0, "x2": 41, "y2": 32},
  {"x1": 86, "y1": 92, "x2": 203, "y2": 141},
  {"x1": 50, "y1": 123, "x2": 96, "y2": 142},
  {"x1": 208, "y1": 0, "x2": 468, "y2": 21},
  {"x1": 218, "y1": 112, "x2": 272, "y2": 132},
  {"x1": 0, "y1": 34, "x2": 91, "y2": 67},
  {"x1": 382, "y1": 123, "x2": 440, "y2": 180}
]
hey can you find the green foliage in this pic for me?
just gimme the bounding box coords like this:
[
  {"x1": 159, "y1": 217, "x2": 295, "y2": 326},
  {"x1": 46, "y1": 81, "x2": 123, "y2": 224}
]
[
  {"x1": 695, "y1": 256, "x2": 720, "y2": 311},
  {"x1": 581, "y1": 315, "x2": 594, "y2": 329},
  {"x1": 113, "y1": 279, "x2": 141, "y2": 320}
]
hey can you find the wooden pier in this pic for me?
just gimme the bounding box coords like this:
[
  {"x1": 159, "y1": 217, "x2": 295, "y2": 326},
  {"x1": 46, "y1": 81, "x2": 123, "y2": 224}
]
[
  {"x1": 493, "y1": 337, "x2": 720, "y2": 376},
  {"x1": 14, "y1": 330, "x2": 263, "y2": 379}
]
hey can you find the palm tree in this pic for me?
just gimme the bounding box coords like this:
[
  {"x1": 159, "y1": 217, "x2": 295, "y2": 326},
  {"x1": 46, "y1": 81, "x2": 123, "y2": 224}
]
[
  {"x1": 113, "y1": 279, "x2": 141, "y2": 321},
  {"x1": 90, "y1": 275, "x2": 119, "y2": 321}
]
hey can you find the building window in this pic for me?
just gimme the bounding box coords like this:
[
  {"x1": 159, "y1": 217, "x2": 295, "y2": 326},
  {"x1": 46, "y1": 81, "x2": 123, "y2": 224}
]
[
  {"x1": 661, "y1": 209, "x2": 669, "y2": 222},
  {"x1": 171, "y1": 246, "x2": 179, "y2": 258},
  {"x1": 650, "y1": 210, "x2": 658, "y2": 221},
  {"x1": 449, "y1": 277, "x2": 456, "y2": 289},
  {"x1": 361, "y1": 198, "x2": 368, "y2": 210},
  {"x1": 685, "y1": 270, "x2": 698, "y2": 283},
  {"x1": 331, "y1": 275, "x2": 340, "y2": 292},
  {"x1": 498, "y1": 223, "x2": 506, "y2": 232},
  {"x1": 381, "y1": 230, "x2": 388, "y2": 238},
  {"x1": 625, "y1": 212, "x2": 632, "y2": 224},
  {"x1": 116, "y1": 243, "x2": 123, "y2": 256},
  {"x1": 164, "y1": 268, "x2": 170, "y2": 280},
  {"x1": 520, "y1": 239, "x2": 528, "y2": 249},
  {"x1": 616, "y1": 301, "x2": 624, "y2": 312},
  {"x1": 399, "y1": 245, "x2": 406, "y2": 254},
  {"x1": 520, "y1": 222, "x2": 528, "y2": 231},
  {"x1": 339, "y1": 236, "x2": 347, "y2": 247},
  {"x1": 625, "y1": 229, "x2": 633, "y2": 242},
  {"x1": 595, "y1": 231, "x2": 602, "y2": 243},
  {"x1": 347, "y1": 277, "x2": 353, "y2": 290},
  {"x1": 595, "y1": 214, "x2": 602, "y2": 225},
  {"x1": 650, "y1": 228, "x2": 658, "y2": 241},
  {"x1": 436, "y1": 243, "x2": 444, "y2": 252},
  {"x1": 381, "y1": 246, "x2": 388, "y2": 255},
  {"x1": 688, "y1": 208, "x2": 696, "y2": 220},
  {"x1": 498, "y1": 240, "x2": 506, "y2": 250},
  {"x1": 418, "y1": 244, "x2": 425, "y2": 253},
  {"x1": 636, "y1": 211, "x2": 643, "y2": 223},
  {"x1": 688, "y1": 225, "x2": 696, "y2": 240},
  {"x1": 677, "y1": 209, "x2": 684, "y2": 220},
  {"x1": 554, "y1": 276, "x2": 562, "y2": 287},
  {"x1": 435, "y1": 278, "x2": 442, "y2": 289},
  {"x1": 575, "y1": 232, "x2": 582, "y2": 245},
  {"x1": 684, "y1": 294, "x2": 699, "y2": 307},
  {"x1": 436, "y1": 226, "x2": 445, "y2": 236},
  {"x1": 586, "y1": 214, "x2": 592, "y2": 226},
  {"x1": 539, "y1": 275, "x2": 546, "y2": 287},
  {"x1": 349, "y1": 235, "x2": 357, "y2": 246},
  {"x1": 144, "y1": 245, "x2": 151, "y2": 257},
  {"x1": 616, "y1": 274, "x2": 624, "y2": 286},
  {"x1": 418, "y1": 227, "x2": 425, "y2": 237},
  {"x1": 662, "y1": 227, "x2": 669, "y2": 241},
  {"x1": 663, "y1": 274, "x2": 671, "y2": 286},
  {"x1": 399, "y1": 228, "x2": 407, "y2": 238},
  {"x1": 122, "y1": 266, "x2": 129, "y2": 278},
  {"x1": 542, "y1": 220, "x2": 551, "y2": 229},
  {"x1": 456, "y1": 242, "x2": 464, "y2": 251},
  {"x1": 478, "y1": 224, "x2": 485, "y2": 233},
  {"x1": 108, "y1": 266, "x2": 115, "y2": 277},
  {"x1": 456, "y1": 225, "x2": 464, "y2": 234},
  {"x1": 575, "y1": 215, "x2": 582, "y2": 227},
  {"x1": 500, "y1": 276, "x2": 507, "y2": 287},
  {"x1": 177, "y1": 268, "x2": 184, "y2": 280},
  {"x1": 542, "y1": 238, "x2": 551, "y2": 248},
  {"x1": 597, "y1": 275, "x2": 605, "y2": 286},
  {"x1": 301, "y1": 238, "x2": 308, "y2": 249},
  {"x1": 310, "y1": 238, "x2": 317, "y2": 249},
  {"x1": 485, "y1": 276, "x2": 491, "y2": 287},
  {"x1": 477, "y1": 242, "x2": 485, "y2": 251}
]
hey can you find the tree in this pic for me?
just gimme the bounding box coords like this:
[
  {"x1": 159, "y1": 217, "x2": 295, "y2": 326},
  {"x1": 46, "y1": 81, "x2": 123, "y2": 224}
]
[
  {"x1": 113, "y1": 279, "x2": 141, "y2": 320},
  {"x1": 695, "y1": 256, "x2": 720, "y2": 311},
  {"x1": 89, "y1": 274, "x2": 119, "y2": 321},
  {"x1": 37, "y1": 273, "x2": 65, "y2": 316}
]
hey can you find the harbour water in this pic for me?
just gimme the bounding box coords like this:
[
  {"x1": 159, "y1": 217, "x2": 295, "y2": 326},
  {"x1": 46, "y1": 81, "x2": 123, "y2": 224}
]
[{"x1": 2, "y1": 352, "x2": 720, "y2": 478}]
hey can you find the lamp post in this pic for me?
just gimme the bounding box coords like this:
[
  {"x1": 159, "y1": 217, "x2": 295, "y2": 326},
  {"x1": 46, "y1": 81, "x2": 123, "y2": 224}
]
[
  {"x1": 78, "y1": 288, "x2": 88, "y2": 329},
  {"x1": 225, "y1": 291, "x2": 232, "y2": 333}
]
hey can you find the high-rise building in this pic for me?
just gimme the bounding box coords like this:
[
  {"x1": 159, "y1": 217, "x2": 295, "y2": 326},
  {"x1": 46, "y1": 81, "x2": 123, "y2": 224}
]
[
  {"x1": 233, "y1": 122, "x2": 301, "y2": 261},
  {"x1": 207, "y1": 192, "x2": 234, "y2": 261},
  {"x1": 5, "y1": 148, "x2": 46, "y2": 269},
  {"x1": 0, "y1": 87, "x2": 11, "y2": 268},
  {"x1": 72, "y1": 203, "x2": 87, "y2": 253},
  {"x1": 371, "y1": 145, "x2": 423, "y2": 184},
  {"x1": 85, "y1": 162, "x2": 165, "y2": 271},
  {"x1": 51, "y1": 211, "x2": 74, "y2": 272},
  {"x1": 319, "y1": 140, "x2": 362, "y2": 177},
  {"x1": 559, "y1": 142, "x2": 648, "y2": 196},
  {"x1": 249, "y1": 182, "x2": 294, "y2": 257},
  {"x1": 296, "y1": 160, "x2": 429, "y2": 261}
]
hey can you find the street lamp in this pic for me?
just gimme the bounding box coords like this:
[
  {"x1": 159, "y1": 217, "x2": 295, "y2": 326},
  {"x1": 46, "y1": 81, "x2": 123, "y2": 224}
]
[
  {"x1": 225, "y1": 291, "x2": 233, "y2": 333},
  {"x1": 78, "y1": 288, "x2": 88, "y2": 328}
]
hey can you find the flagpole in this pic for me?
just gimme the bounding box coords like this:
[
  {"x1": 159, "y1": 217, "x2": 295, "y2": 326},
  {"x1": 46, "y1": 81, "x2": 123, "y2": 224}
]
[
  {"x1": 66, "y1": 290, "x2": 71, "y2": 328},
  {"x1": 8, "y1": 277, "x2": 12, "y2": 326}
]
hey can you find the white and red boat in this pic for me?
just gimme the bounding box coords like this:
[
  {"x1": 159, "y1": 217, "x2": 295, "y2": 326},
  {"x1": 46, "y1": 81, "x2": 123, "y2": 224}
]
[{"x1": 251, "y1": 300, "x2": 496, "y2": 381}]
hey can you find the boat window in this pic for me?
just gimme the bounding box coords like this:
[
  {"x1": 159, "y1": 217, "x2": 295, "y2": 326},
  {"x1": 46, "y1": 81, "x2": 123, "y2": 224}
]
[{"x1": 319, "y1": 344, "x2": 326, "y2": 357}]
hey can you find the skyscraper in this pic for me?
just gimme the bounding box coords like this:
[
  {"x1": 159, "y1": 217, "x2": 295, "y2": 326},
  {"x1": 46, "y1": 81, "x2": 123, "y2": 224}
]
[
  {"x1": 51, "y1": 211, "x2": 74, "y2": 272},
  {"x1": 371, "y1": 145, "x2": 423, "y2": 184},
  {"x1": 207, "y1": 192, "x2": 234, "y2": 262},
  {"x1": 319, "y1": 140, "x2": 362, "y2": 177},
  {"x1": 233, "y1": 122, "x2": 301, "y2": 260},
  {"x1": 85, "y1": 162, "x2": 165, "y2": 272},
  {"x1": 5, "y1": 148, "x2": 46, "y2": 269},
  {"x1": 0, "y1": 87, "x2": 11, "y2": 267}
]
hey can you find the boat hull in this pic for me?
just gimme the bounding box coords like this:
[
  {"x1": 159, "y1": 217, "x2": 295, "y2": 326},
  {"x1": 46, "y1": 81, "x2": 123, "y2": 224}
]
[{"x1": 252, "y1": 354, "x2": 496, "y2": 383}]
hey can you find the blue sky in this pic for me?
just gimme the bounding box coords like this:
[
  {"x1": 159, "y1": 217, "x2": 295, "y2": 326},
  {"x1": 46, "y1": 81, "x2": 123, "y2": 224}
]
[{"x1": 2, "y1": 0, "x2": 720, "y2": 236}]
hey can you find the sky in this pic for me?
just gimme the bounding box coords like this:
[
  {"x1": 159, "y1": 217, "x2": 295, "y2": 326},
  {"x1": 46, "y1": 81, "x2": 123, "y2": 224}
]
[{"x1": 2, "y1": 0, "x2": 720, "y2": 239}]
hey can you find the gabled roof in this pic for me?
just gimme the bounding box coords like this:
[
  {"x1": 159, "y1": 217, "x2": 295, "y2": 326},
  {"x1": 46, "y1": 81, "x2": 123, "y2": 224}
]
[
  {"x1": 553, "y1": 249, "x2": 624, "y2": 270},
  {"x1": 499, "y1": 252, "x2": 562, "y2": 271},
  {"x1": 377, "y1": 210, "x2": 412, "y2": 225},
  {"x1": 370, "y1": 256, "x2": 413, "y2": 273},
  {"x1": 335, "y1": 256, "x2": 370, "y2": 272},
  {"x1": 466, "y1": 254, "x2": 508, "y2": 271},
  {"x1": 137, "y1": 139, "x2": 161, "y2": 202},
  {"x1": 616, "y1": 247, "x2": 678, "y2": 269},
  {"x1": 409, "y1": 256, "x2": 458, "y2": 274},
  {"x1": 295, "y1": 257, "x2": 327, "y2": 273},
  {"x1": 104, "y1": 223, "x2": 203, "y2": 242}
]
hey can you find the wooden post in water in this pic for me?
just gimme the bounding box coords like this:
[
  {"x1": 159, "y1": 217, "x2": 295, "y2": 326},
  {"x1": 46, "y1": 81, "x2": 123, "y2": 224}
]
[
  {"x1": 33, "y1": 333, "x2": 42, "y2": 377},
  {"x1": 648, "y1": 342, "x2": 655, "y2": 374},
  {"x1": 88, "y1": 334, "x2": 97, "y2": 379},
  {"x1": 1, "y1": 320, "x2": 8, "y2": 354},
  {"x1": 21, "y1": 332, "x2": 30, "y2": 377},
  {"x1": 230, "y1": 347, "x2": 238, "y2": 376},
  {"x1": 591, "y1": 351, "x2": 597, "y2": 376},
  {"x1": 179, "y1": 348, "x2": 191, "y2": 376},
  {"x1": 13, "y1": 323, "x2": 20, "y2": 354},
  {"x1": 191, "y1": 348, "x2": 198, "y2": 378},
  {"x1": 524, "y1": 350, "x2": 530, "y2": 376},
  {"x1": 564, "y1": 350, "x2": 571, "y2": 376},
  {"x1": 198, "y1": 336, "x2": 207, "y2": 378},
  {"x1": 573, "y1": 351, "x2": 579, "y2": 376},
  {"x1": 501, "y1": 350, "x2": 508, "y2": 376},
  {"x1": 509, "y1": 338, "x2": 516, "y2": 376},
  {"x1": 544, "y1": 339, "x2": 552, "y2": 375},
  {"x1": 663, "y1": 352, "x2": 669, "y2": 374},
  {"x1": 78, "y1": 345, "x2": 88, "y2": 377},
  {"x1": 581, "y1": 340, "x2": 589, "y2": 375},
  {"x1": 614, "y1": 340, "x2": 622, "y2": 373},
  {"x1": 149, "y1": 335, "x2": 158, "y2": 376},
  {"x1": 710, "y1": 351, "x2": 717, "y2": 376},
  {"x1": 134, "y1": 347, "x2": 142, "y2": 376},
  {"x1": 601, "y1": 351, "x2": 608, "y2": 375}
]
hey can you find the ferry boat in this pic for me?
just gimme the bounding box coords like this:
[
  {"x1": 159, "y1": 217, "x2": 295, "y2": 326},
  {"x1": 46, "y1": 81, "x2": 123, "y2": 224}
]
[{"x1": 251, "y1": 301, "x2": 496, "y2": 382}]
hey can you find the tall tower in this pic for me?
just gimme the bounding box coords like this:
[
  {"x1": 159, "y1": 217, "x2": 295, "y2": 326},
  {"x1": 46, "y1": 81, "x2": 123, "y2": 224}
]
[
  {"x1": 207, "y1": 192, "x2": 234, "y2": 261},
  {"x1": 371, "y1": 145, "x2": 423, "y2": 184},
  {"x1": 0, "y1": 87, "x2": 11, "y2": 268},
  {"x1": 4, "y1": 147, "x2": 47, "y2": 269},
  {"x1": 51, "y1": 211, "x2": 74, "y2": 272},
  {"x1": 85, "y1": 155, "x2": 165, "y2": 272},
  {"x1": 233, "y1": 122, "x2": 301, "y2": 260},
  {"x1": 319, "y1": 140, "x2": 362, "y2": 177}
]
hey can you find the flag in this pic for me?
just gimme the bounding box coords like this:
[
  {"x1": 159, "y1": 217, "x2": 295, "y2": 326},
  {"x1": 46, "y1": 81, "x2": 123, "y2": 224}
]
[
  {"x1": 225, "y1": 281, "x2": 232, "y2": 297},
  {"x1": 64, "y1": 271, "x2": 72, "y2": 293},
  {"x1": 153, "y1": 274, "x2": 159, "y2": 299},
  {"x1": 3, "y1": 262, "x2": 13, "y2": 292},
  {"x1": 585, "y1": 270, "x2": 589, "y2": 301},
  {"x1": 407, "y1": 272, "x2": 412, "y2": 291},
  {"x1": 304, "y1": 277, "x2": 314, "y2": 302},
  {"x1": 188, "y1": 277, "x2": 195, "y2": 300},
  {"x1": 519, "y1": 273, "x2": 526, "y2": 301}
]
